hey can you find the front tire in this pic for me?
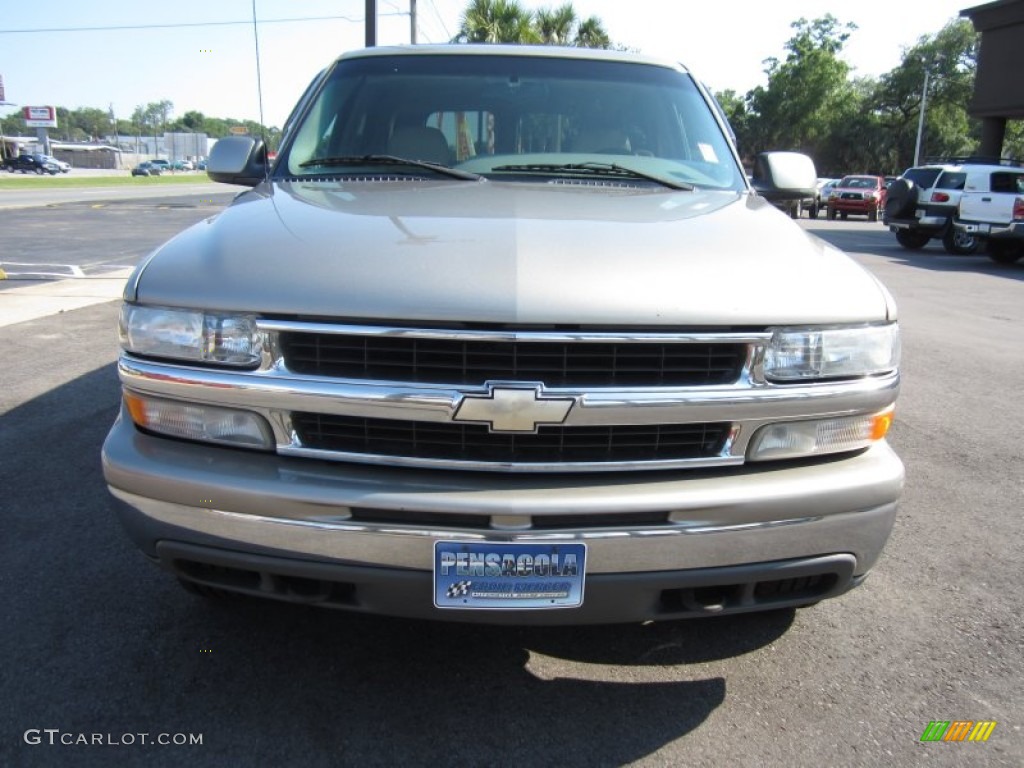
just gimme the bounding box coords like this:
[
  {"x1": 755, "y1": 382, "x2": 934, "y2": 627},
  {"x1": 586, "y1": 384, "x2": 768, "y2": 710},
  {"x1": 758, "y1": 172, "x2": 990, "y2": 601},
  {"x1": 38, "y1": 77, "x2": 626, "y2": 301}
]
[
  {"x1": 942, "y1": 228, "x2": 979, "y2": 256},
  {"x1": 988, "y1": 242, "x2": 1023, "y2": 264},
  {"x1": 895, "y1": 230, "x2": 930, "y2": 250},
  {"x1": 868, "y1": 206, "x2": 878, "y2": 222}
]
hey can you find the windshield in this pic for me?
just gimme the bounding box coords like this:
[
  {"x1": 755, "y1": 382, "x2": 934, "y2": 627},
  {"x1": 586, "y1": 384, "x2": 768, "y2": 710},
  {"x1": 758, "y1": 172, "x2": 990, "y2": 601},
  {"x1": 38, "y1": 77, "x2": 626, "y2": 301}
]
[
  {"x1": 902, "y1": 167, "x2": 942, "y2": 189},
  {"x1": 838, "y1": 176, "x2": 878, "y2": 189},
  {"x1": 281, "y1": 52, "x2": 744, "y2": 191}
]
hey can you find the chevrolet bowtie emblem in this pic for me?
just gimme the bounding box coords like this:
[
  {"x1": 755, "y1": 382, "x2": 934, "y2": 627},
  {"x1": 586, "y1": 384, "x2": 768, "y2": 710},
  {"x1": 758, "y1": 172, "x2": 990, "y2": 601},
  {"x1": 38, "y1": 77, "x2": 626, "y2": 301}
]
[{"x1": 452, "y1": 384, "x2": 576, "y2": 433}]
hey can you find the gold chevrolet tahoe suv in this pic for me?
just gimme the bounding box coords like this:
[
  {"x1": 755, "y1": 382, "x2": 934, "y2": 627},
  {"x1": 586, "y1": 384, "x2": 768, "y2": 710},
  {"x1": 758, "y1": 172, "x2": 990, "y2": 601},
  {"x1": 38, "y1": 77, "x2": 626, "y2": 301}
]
[{"x1": 102, "y1": 45, "x2": 903, "y2": 624}]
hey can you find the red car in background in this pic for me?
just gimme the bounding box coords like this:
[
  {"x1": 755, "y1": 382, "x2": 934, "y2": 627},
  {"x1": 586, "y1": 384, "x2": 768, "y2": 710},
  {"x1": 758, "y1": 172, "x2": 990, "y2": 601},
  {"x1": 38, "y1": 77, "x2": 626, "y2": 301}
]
[{"x1": 827, "y1": 175, "x2": 888, "y2": 222}]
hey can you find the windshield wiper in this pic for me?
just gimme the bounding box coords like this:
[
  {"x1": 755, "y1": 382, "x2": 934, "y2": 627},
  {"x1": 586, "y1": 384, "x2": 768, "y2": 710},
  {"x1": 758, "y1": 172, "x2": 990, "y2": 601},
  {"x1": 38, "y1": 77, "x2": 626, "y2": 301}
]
[
  {"x1": 490, "y1": 162, "x2": 694, "y2": 191},
  {"x1": 298, "y1": 154, "x2": 482, "y2": 181}
]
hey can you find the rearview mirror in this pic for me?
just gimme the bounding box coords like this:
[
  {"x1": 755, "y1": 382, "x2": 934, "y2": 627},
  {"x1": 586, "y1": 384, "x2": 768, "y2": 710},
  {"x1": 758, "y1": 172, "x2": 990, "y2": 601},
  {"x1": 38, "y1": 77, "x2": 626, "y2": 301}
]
[
  {"x1": 207, "y1": 136, "x2": 268, "y2": 187},
  {"x1": 751, "y1": 151, "x2": 817, "y2": 200}
]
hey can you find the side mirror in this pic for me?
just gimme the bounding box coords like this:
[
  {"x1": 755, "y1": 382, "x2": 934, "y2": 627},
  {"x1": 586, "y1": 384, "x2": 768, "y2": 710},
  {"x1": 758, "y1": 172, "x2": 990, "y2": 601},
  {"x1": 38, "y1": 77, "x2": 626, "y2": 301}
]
[
  {"x1": 207, "y1": 136, "x2": 268, "y2": 186},
  {"x1": 751, "y1": 151, "x2": 817, "y2": 201}
]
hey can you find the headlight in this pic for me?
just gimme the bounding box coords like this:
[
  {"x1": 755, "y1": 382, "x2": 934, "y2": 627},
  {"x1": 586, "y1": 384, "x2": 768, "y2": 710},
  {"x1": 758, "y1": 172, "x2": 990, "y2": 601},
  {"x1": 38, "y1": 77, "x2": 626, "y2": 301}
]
[
  {"x1": 119, "y1": 305, "x2": 260, "y2": 366},
  {"x1": 124, "y1": 392, "x2": 273, "y2": 449},
  {"x1": 748, "y1": 407, "x2": 894, "y2": 462},
  {"x1": 764, "y1": 324, "x2": 899, "y2": 382}
]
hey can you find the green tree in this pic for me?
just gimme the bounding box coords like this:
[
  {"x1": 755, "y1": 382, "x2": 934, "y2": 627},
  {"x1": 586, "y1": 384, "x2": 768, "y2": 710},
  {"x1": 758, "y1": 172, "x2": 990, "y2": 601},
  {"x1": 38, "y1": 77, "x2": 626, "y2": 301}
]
[
  {"x1": 1004, "y1": 121, "x2": 1024, "y2": 160},
  {"x1": 746, "y1": 15, "x2": 858, "y2": 159},
  {"x1": 713, "y1": 89, "x2": 753, "y2": 159},
  {"x1": 870, "y1": 19, "x2": 979, "y2": 170},
  {"x1": 70, "y1": 107, "x2": 112, "y2": 140},
  {"x1": 179, "y1": 110, "x2": 206, "y2": 132},
  {"x1": 455, "y1": 0, "x2": 613, "y2": 48},
  {"x1": 535, "y1": 3, "x2": 575, "y2": 45},
  {"x1": 456, "y1": 0, "x2": 537, "y2": 43},
  {"x1": 573, "y1": 16, "x2": 610, "y2": 49}
]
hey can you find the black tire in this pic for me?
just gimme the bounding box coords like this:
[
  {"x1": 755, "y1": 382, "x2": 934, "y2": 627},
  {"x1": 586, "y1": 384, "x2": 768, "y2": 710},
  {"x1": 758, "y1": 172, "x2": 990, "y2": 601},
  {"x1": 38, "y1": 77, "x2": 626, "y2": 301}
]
[
  {"x1": 868, "y1": 206, "x2": 878, "y2": 223},
  {"x1": 840, "y1": 211, "x2": 848, "y2": 220},
  {"x1": 807, "y1": 203, "x2": 819, "y2": 219},
  {"x1": 894, "y1": 230, "x2": 930, "y2": 250},
  {"x1": 827, "y1": 206, "x2": 836, "y2": 220},
  {"x1": 35, "y1": 167, "x2": 44, "y2": 175},
  {"x1": 987, "y1": 241, "x2": 1023, "y2": 264},
  {"x1": 885, "y1": 178, "x2": 918, "y2": 220},
  {"x1": 942, "y1": 227, "x2": 979, "y2": 256}
]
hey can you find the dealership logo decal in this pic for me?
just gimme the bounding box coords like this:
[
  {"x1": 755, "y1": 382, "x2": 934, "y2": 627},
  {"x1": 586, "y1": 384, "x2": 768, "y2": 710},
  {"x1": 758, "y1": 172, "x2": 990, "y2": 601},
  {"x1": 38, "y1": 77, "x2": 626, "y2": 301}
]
[
  {"x1": 920, "y1": 720, "x2": 997, "y2": 742},
  {"x1": 453, "y1": 384, "x2": 575, "y2": 433}
]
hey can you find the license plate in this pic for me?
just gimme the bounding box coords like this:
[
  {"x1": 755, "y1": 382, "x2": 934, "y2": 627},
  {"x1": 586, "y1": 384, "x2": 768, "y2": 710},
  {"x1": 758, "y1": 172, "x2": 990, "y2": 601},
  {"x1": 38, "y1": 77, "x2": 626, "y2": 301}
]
[{"x1": 434, "y1": 541, "x2": 586, "y2": 609}]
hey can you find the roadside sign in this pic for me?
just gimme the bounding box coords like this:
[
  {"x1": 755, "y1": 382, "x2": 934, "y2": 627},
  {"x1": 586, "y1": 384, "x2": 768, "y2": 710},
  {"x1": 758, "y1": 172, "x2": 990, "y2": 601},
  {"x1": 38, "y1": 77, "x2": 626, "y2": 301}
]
[{"x1": 23, "y1": 106, "x2": 58, "y2": 128}]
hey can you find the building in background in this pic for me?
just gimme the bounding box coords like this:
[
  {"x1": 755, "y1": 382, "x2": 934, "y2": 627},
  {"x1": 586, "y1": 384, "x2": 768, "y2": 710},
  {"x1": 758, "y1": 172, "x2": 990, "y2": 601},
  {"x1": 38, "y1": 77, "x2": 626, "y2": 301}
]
[{"x1": 961, "y1": 0, "x2": 1024, "y2": 157}]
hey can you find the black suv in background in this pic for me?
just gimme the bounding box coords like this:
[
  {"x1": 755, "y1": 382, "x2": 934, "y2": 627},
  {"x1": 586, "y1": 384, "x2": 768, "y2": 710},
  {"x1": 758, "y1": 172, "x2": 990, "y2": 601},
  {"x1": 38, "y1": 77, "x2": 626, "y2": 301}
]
[
  {"x1": 884, "y1": 161, "x2": 981, "y2": 255},
  {"x1": 3, "y1": 153, "x2": 62, "y2": 175}
]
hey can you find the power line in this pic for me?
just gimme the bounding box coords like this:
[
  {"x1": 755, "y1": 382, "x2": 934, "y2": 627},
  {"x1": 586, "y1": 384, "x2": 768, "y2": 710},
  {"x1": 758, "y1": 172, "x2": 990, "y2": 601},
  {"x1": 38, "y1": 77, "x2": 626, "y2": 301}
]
[
  {"x1": 425, "y1": 0, "x2": 452, "y2": 41},
  {"x1": 0, "y1": 13, "x2": 411, "y2": 35}
]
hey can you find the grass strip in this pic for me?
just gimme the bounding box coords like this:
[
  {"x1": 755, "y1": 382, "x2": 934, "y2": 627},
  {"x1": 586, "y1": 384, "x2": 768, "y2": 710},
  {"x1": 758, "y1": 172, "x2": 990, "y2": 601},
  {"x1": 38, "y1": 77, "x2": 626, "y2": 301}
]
[{"x1": 0, "y1": 174, "x2": 213, "y2": 190}]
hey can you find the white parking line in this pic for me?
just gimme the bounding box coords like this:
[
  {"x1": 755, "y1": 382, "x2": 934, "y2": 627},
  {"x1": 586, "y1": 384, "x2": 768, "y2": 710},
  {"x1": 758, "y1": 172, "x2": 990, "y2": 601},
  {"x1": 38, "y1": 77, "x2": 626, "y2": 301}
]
[{"x1": 0, "y1": 269, "x2": 132, "y2": 328}]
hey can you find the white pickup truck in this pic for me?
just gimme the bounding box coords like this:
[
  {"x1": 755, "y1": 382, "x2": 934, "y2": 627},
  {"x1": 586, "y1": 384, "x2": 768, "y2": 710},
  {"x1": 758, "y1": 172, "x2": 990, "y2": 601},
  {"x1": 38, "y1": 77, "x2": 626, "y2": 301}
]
[{"x1": 954, "y1": 163, "x2": 1024, "y2": 264}]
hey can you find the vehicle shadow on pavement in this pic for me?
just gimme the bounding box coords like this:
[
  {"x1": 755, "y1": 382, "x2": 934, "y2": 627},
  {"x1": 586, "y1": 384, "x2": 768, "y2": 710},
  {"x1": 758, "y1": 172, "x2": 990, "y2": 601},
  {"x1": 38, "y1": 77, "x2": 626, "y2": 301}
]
[
  {"x1": 165, "y1": 599, "x2": 742, "y2": 765},
  {"x1": 2, "y1": 361, "x2": 785, "y2": 767},
  {"x1": 807, "y1": 225, "x2": 1024, "y2": 281},
  {"x1": 874, "y1": 247, "x2": 1024, "y2": 280}
]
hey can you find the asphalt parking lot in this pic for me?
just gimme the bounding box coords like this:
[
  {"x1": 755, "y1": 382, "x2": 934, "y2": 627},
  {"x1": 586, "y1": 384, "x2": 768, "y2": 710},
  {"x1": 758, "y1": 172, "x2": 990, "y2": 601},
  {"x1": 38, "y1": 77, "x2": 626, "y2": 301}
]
[{"x1": 1, "y1": 195, "x2": 1021, "y2": 767}]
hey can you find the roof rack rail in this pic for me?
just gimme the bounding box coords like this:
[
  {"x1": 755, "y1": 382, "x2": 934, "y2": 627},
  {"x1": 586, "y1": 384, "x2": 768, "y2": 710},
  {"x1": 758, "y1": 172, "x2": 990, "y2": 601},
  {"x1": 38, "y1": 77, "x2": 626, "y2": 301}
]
[{"x1": 923, "y1": 155, "x2": 1023, "y2": 167}]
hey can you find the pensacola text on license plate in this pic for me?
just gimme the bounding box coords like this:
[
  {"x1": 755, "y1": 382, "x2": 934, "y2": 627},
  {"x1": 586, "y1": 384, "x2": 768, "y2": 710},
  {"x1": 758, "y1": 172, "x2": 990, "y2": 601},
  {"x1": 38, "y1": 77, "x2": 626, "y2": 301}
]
[{"x1": 434, "y1": 541, "x2": 586, "y2": 610}]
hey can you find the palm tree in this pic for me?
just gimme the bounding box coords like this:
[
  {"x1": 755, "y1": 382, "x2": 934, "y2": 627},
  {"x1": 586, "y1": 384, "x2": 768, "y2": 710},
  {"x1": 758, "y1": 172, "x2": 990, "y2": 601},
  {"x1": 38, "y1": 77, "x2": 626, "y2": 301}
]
[
  {"x1": 535, "y1": 3, "x2": 576, "y2": 45},
  {"x1": 456, "y1": 0, "x2": 538, "y2": 43},
  {"x1": 455, "y1": 1, "x2": 614, "y2": 49},
  {"x1": 574, "y1": 16, "x2": 611, "y2": 49}
]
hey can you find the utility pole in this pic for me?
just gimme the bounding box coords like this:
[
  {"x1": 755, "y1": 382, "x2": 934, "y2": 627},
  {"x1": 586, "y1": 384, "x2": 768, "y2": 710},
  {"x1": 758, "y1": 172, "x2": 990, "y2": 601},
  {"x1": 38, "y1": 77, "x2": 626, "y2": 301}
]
[
  {"x1": 365, "y1": 0, "x2": 376, "y2": 47},
  {"x1": 913, "y1": 68, "x2": 930, "y2": 167},
  {"x1": 410, "y1": 0, "x2": 417, "y2": 44}
]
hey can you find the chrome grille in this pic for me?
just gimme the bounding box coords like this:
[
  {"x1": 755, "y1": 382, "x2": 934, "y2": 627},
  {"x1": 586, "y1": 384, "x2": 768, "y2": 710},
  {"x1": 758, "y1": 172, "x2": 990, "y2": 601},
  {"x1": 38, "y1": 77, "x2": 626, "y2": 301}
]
[
  {"x1": 292, "y1": 413, "x2": 731, "y2": 465},
  {"x1": 279, "y1": 333, "x2": 746, "y2": 386}
]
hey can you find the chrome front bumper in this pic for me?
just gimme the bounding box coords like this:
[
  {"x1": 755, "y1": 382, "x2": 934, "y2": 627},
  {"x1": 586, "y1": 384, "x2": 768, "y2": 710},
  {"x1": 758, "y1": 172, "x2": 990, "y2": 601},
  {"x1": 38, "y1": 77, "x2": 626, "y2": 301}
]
[{"x1": 103, "y1": 413, "x2": 903, "y2": 577}]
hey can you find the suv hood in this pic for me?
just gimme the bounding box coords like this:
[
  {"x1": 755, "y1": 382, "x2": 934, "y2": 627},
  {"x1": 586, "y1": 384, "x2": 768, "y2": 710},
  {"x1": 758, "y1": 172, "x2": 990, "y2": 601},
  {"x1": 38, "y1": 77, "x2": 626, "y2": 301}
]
[{"x1": 130, "y1": 180, "x2": 891, "y2": 326}]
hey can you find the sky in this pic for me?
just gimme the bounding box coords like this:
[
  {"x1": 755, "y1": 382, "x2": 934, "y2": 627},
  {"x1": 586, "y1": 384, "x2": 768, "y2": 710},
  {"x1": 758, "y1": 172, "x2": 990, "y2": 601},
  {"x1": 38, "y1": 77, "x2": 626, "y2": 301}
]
[{"x1": 0, "y1": 0, "x2": 976, "y2": 131}]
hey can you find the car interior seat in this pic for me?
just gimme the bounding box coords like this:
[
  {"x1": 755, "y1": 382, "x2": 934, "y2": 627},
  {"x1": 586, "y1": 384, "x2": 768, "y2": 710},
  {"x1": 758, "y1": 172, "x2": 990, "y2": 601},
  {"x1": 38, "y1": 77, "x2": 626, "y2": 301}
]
[
  {"x1": 573, "y1": 128, "x2": 632, "y2": 154},
  {"x1": 387, "y1": 126, "x2": 452, "y2": 165}
]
